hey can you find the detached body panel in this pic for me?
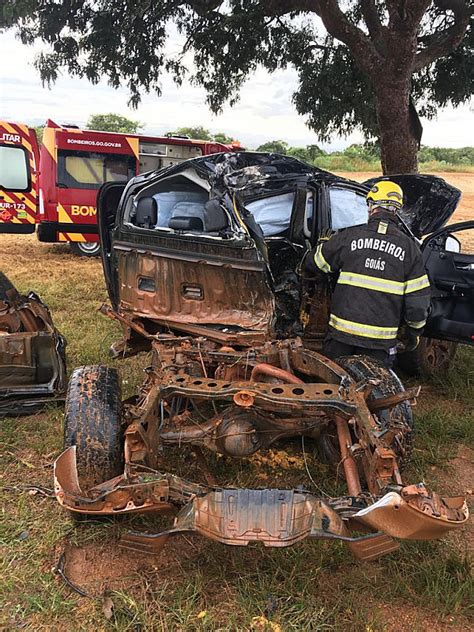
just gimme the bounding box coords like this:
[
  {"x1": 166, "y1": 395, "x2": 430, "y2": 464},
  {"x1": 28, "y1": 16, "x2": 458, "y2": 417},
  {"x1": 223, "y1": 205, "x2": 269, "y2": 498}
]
[{"x1": 0, "y1": 274, "x2": 66, "y2": 414}]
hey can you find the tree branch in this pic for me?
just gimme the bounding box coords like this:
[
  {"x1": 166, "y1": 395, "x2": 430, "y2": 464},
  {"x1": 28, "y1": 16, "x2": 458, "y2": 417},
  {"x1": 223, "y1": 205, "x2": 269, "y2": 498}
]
[
  {"x1": 313, "y1": 0, "x2": 383, "y2": 72},
  {"x1": 414, "y1": 0, "x2": 471, "y2": 70},
  {"x1": 360, "y1": 0, "x2": 383, "y2": 37},
  {"x1": 360, "y1": 0, "x2": 390, "y2": 56},
  {"x1": 199, "y1": 0, "x2": 384, "y2": 73}
]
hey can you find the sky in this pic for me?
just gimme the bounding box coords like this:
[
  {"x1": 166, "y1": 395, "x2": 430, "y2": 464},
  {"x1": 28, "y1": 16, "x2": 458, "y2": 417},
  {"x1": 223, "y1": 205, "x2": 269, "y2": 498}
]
[{"x1": 1, "y1": 30, "x2": 472, "y2": 150}]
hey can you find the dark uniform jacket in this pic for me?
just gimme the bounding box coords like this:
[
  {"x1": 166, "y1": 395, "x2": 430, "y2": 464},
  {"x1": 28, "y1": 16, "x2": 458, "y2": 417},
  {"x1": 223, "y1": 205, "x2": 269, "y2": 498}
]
[{"x1": 311, "y1": 210, "x2": 431, "y2": 350}]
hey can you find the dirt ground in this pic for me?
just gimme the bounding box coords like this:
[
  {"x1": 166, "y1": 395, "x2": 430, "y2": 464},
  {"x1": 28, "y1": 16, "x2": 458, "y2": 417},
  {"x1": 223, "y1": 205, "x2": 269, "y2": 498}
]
[{"x1": 336, "y1": 172, "x2": 473, "y2": 222}]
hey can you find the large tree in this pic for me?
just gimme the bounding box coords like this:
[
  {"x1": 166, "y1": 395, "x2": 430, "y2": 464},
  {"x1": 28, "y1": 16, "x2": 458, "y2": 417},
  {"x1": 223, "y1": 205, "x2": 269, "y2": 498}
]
[{"x1": 2, "y1": 1, "x2": 472, "y2": 173}]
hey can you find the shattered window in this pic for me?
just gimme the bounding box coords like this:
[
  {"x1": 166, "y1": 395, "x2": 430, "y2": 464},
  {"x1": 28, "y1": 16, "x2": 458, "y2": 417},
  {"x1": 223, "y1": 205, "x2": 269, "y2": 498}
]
[
  {"x1": 329, "y1": 187, "x2": 368, "y2": 230},
  {"x1": 246, "y1": 192, "x2": 295, "y2": 237}
]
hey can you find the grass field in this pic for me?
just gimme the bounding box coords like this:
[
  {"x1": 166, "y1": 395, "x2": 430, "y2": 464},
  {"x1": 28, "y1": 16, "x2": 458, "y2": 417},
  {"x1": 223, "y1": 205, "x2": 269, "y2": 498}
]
[{"x1": 1, "y1": 173, "x2": 473, "y2": 631}]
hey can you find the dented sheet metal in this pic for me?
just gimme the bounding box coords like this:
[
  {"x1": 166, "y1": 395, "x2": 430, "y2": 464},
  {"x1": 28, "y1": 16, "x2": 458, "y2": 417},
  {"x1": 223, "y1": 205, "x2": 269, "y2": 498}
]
[
  {"x1": 53, "y1": 336, "x2": 469, "y2": 561},
  {"x1": 54, "y1": 446, "x2": 467, "y2": 561},
  {"x1": 0, "y1": 274, "x2": 66, "y2": 414},
  {"x1": 353, "y1": 486, "x2": 468, "y2": 539}
]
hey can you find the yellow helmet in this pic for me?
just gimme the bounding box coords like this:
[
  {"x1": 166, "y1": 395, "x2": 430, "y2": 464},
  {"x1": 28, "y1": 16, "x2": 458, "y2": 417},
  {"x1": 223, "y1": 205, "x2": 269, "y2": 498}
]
[{"x1": 366, "y1": 180, "x2": 403, "y2": 211}]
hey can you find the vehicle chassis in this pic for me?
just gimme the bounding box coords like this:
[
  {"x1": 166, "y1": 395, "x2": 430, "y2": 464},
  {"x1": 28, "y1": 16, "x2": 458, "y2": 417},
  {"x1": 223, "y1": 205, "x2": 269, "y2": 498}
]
[{"x1": 54, "y1": 316, "x2": 468, "y2": 561}]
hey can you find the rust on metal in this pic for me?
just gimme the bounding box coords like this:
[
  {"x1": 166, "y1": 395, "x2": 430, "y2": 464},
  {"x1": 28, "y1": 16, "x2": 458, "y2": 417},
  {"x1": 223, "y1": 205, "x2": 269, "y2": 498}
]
[
  {"x1": 335, "y1": 416, "x2": 362, "y2": 497},
  {"x1": 116, "y1": 246, "x2": 275, "y2": 338},
  {"x1": 250, "y1": 362, "x2": 304, "y2": 384},
  {"x1": 367, "y1": 386, "x2": 421, "y2": 412},
  {"x1": 0, "y1": 274, "x2": 66, "y2": 415},
  {"x1": 54, "y1": 332, "x2": 469, "y2": 560},
  {"x1": 233, "y1": 390, "x2": 255, "y2": 407}
]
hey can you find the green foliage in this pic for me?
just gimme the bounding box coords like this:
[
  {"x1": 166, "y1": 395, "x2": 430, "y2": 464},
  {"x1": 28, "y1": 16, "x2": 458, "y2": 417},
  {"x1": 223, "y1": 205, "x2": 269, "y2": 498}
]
[
  {"x1": 168, "y1": 127, "x2": 236, "y2": 144},
  {"x1": 418, "y1": 146, "x2": 474, "y2": 166},
  {"x1": 3, "y1": 1, "x2": 471, "y2": 150},
  {"x1": 251, "y1": 140, "x2": 473, "y2": 172},
  {"x1": 214, "y1": 131, "x2": 234, "y2": 144},
  {"x1": 168, "y1": 126, "x2": 212, "y2": 140},
  {"x1": 256, "y1": 140, "x2": 289, "y2": 154},
  {"x1": 86, "y1": 113, "x2": 142, "y2": 134},
  {"x1": 287, "y1": 144, "x2": 326, "y2": 162},
  {"x1": 33, "y1": 125, "x2": 44, "y2": 146}
]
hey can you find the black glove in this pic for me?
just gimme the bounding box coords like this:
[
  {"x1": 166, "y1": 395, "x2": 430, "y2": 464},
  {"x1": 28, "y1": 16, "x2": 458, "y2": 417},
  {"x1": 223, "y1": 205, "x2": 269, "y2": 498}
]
[
  {"x1": 318, "y1": 228, "x2": 334, "y2": 242},
  {"x1": 405, "y1": 328, "x2": 421, "y2": 352},
  {"x1": 300, "y1": 248, "x2": 327, "y2": 278},
  {"x1": 301, "y1": 230, "x2": 334, "y2": 277},
  {"x1": 302, "y1": 248, "x2": 316, "y2": 275}
]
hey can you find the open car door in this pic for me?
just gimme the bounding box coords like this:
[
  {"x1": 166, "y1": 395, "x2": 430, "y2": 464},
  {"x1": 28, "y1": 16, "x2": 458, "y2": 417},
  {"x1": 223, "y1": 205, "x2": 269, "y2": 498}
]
[
  {"x1": 97, "y1": 181, "x2": 128, "y2": 310},
  {"x1": 422, "y1": 221, "x2": 474, "y2": 345}
]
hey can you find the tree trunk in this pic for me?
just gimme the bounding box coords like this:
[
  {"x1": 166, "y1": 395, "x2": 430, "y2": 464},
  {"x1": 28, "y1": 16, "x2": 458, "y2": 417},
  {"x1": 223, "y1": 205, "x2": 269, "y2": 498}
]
[{"x1": 375, "y1": 78, "x2": 419, "y2": 175}]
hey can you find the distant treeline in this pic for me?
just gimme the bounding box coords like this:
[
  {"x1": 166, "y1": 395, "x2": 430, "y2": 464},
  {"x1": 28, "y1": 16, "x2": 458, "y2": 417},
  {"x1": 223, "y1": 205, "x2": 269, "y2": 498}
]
[
  {"x1": 255, "y1": 141, "x2": 474, "y2": 172},
  {"x1": 32, "y1": 117, "x2": 473, "y2": 172}
]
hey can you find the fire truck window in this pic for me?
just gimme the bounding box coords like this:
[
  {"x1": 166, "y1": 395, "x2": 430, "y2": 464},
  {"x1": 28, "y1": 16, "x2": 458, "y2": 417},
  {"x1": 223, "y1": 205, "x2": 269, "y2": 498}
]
[
  {"x1": 58, "y1": 150, "x2": 135, "y2": 189},
  {"x1": 0, "y1": 145, "x2": 29, "y2": 191}
]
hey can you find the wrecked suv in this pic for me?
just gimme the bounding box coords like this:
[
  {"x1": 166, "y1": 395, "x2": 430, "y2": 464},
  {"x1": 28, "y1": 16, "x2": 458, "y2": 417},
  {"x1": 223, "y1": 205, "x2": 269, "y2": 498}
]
[{"x1": 55, "y1": 153, "x2": 471, "y2": 561}]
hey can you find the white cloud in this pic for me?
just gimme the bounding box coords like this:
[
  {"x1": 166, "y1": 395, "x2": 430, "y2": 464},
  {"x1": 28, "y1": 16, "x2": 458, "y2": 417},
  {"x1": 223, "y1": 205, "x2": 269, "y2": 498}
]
[{"x1": 0, "y1": 31, "x2": 472, "y2": 149}]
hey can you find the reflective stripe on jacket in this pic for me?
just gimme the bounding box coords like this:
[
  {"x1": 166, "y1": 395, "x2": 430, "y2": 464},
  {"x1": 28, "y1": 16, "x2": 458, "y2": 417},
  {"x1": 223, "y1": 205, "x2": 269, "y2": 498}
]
[{"x1": 312, "y1": 210, "x2": 431, "y2": 349}]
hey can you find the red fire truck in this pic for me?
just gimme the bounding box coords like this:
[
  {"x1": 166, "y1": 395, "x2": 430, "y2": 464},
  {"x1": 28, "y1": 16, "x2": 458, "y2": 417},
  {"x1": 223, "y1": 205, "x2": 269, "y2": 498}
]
[{"x1": 0, "y1": 119, "x2": 240, "y2": 255}]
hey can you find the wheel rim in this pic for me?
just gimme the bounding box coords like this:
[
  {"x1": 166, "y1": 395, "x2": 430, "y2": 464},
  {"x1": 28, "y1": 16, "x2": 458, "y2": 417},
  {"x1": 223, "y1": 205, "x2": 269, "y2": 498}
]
[{"x1": 77, "y1": 242, "x2": 100, "y2": 254}]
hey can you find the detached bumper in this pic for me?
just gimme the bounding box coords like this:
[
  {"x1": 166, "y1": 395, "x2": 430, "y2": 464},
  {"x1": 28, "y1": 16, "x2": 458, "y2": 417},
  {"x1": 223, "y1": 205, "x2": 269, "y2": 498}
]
[{"x1": 54, "y1": 447, "x2": 468, "y2": 561}]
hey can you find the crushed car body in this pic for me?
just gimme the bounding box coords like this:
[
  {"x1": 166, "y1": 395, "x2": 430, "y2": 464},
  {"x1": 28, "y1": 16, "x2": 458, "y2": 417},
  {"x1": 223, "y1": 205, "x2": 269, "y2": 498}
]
[
  {"x1": 0, "y1": 272, "x2": 66, "y2": 415},
  {"x1": 54, "y1": 152, "x2": 469, "y2": 560}
]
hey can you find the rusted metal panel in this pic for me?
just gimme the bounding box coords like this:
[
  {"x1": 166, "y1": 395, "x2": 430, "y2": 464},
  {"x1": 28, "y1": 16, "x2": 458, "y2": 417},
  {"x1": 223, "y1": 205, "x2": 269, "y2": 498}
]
[
  {"x1": 0, "y1": 275, "x2": 66, "y2": 414},
  {"x1": 353, "y1": 487, "x2": 468, "y2": 539},
  {"x1": 117, "y1": 247, "x2": 274, "y2": 333}
]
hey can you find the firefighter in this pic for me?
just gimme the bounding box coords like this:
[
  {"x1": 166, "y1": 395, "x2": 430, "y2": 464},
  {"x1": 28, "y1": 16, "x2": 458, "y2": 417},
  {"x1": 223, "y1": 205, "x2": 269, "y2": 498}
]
[{"x1": 306, "y1": 180, "x2": 431, "y2": 367}]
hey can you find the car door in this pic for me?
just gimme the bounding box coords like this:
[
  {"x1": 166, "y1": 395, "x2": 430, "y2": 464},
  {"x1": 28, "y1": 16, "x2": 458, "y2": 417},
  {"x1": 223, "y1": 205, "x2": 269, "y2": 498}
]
[
  {"x1": 422, "y1": 220, "x2": 474, "y2": 345},
  {"x1": 97, "y1": 181, "x2": 128, "y2": 309}
]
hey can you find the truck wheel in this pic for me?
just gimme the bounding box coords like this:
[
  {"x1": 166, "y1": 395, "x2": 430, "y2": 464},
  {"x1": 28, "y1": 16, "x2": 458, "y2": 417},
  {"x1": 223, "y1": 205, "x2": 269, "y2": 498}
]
[
  {"x1": 319, "y1": 355, "x2": 414, "y2": 471},
  {"x1": 64, "y1": 365, "x2": 123, "y2": 491},
  {"x1": 397, "y1": 337, "x2": 457, "y2": 377},
  {"x1": 70, "y1": 242, "x2": 101, "y2": 257},
  {"x1": 0, "y1": 272, "x2": 16, "y2": 302}
]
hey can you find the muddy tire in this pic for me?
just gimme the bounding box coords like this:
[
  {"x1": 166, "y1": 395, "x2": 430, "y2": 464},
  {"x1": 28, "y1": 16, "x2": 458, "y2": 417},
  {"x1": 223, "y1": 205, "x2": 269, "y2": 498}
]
[
  {"x1": 64, "y1": 365, "x2": 123, "y2": 490},
  {"x1": 319, "y1": 355, "x2": 414, "y2": 470},
  {"x1": 397, "y1": 337, "x2": 457, "y2": 377},
  {"x1": 70, "y1": 242, "x2": 101, "y2": 257},
  {"x1": 0, "y1": 272, "x2": 16, "y2": 302}
]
